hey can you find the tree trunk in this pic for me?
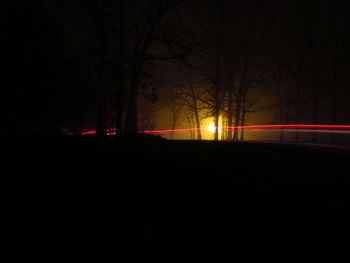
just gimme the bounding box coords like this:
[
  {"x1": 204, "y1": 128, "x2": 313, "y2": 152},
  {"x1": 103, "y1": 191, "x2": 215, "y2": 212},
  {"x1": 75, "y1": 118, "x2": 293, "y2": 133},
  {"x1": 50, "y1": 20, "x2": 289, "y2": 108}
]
[
  {"x1": 311, "y1": 90, "x2": 319, "y2": 143},
  {"x1": 125, "y1": 65, "x2": 141, "y2": 134},
  {"x1": 191, "y1": 116, "x2": 196, "y2": 140},
  {"x1": 330, "y1": 10, "x2": 339, "y2": 144},
  {"x1": 115, "y1": 75, "x2": 124, "y2": 134},
  {"x1": 96, "y1": 85, "x2": 106, "y2": 136},
  {"x1": 279, "y1": 124, "x2": 284, "y2": 142},
  {"x1": 240, "y1": 108, "x2": 246, "y2": 141},
  {"x1": 96, "y1": 2, "x2": 107, "y2": 136},
  {"x1": 221, "y1": 112, "x2": 226, "y2": 140},
  {"x1": 280, "y1": 106, "x2": 290, "y2": 143},
  {"x1": 214, "y1": 107, "x2": 220, "y2": 141},
  {"x1": 169, "y1": 107, "x2": 180, "y2": 140},
  {"x1": 233, "y1": 74, "x2": 244, "y2": 141},
  {"x1": 227, "y1": 84, "x2": 234, "y2": 140},
  {"x1": 115, "y1": 0, "x2": 125, "y2": 135},
  {"x1": 330, "y1": 68, "x2": 338, "y2": 143},
  {"x1": 190, "y1": 86, "x2": 202, "y2": 140},
  {"x1": 170, "y1": 123, "x2": 176, "y2": 140},
  {"x1": 277, "y1": 87, "x2": 284, "y2": 142},
  {"x1": 294, "y1": 83, "x2": 301, "y2": 142},
  {"x1": 170, "y1": 116, "x2": 175, "y2": 139},
  {"x1": 187, "y1": 116, "x2": 194, "y2": 140},
  {"x1": 240, "y1": 84, "x2": 247, "y2": 141},
  {"x1": 213, "y1": 80, "x2": 221, "y2": 141},
  {"x1": 194, "y1": 111, "x2": 202, "y2": 140},
  {"x1": 125, "y1": 83, "x2": 139, "y2": 134}
]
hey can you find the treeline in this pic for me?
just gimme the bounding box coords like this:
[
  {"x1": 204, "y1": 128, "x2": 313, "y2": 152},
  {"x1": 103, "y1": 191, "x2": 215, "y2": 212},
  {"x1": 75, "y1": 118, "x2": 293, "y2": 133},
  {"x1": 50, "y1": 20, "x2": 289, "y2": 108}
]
[
  {"x1": 3, "y1": 0, "x2": 350, "y2": 141},
  {"x1": 3, "y1": 0, "x2": 193, "y2": 136},
  {"x1": 162, "y1": 0, "x2": 350, "y2": 141}
]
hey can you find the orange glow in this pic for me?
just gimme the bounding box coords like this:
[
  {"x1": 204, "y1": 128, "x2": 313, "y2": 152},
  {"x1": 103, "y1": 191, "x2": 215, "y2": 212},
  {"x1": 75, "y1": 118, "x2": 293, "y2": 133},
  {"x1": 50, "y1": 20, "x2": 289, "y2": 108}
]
[{"x1": 206, "y1": 122, "x2": 223, "y2": 134}]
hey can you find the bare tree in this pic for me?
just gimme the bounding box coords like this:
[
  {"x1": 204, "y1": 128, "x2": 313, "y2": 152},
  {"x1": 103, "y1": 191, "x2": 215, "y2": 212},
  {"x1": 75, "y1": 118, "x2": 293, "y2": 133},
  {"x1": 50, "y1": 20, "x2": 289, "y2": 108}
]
[
  {"x1": 123, "y1": 0, "x2": 193, "y2": 134},
  {"x1": 163, "y1": 88, "x2": 183, "y2": 139}
]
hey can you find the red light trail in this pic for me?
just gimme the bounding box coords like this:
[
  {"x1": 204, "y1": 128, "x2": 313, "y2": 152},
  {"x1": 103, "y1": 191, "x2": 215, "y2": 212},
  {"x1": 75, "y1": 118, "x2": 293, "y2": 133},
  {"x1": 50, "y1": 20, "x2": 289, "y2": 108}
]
[
  {"x1": 142, "y1": 124, "x2": 350, "y2": 135},
  {"x1": 81, "y1": 124, "x2": 350, "y2": 136}
]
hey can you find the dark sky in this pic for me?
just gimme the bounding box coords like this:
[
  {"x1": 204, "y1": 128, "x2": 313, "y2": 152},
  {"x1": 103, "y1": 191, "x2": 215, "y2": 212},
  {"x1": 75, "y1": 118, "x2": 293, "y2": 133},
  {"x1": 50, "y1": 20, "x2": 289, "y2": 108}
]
[{"x1": 2, "y1": 0, "x2": 350, "y2": 137}]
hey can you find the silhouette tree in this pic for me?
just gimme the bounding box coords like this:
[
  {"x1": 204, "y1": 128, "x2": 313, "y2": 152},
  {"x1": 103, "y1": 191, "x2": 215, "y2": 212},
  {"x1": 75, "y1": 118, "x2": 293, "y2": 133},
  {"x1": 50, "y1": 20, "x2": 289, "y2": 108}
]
[{"x1": 123, "y1": 0, "x2": 193, "y2": 134}]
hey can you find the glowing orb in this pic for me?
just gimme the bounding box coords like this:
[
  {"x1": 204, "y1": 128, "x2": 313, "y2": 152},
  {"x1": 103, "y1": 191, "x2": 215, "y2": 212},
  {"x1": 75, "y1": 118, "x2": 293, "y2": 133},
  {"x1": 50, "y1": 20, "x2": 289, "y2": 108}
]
[{"x1": 207, "y1": 122, "x2": 222, "y2": 133}]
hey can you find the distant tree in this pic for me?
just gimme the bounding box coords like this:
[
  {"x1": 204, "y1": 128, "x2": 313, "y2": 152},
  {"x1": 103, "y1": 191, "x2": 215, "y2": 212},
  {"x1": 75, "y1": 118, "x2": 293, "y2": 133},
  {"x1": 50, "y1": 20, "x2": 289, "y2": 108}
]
[
  {"x1": 122, "y1": 0, "x2": 194, "y2": 134},
  {"x1": 190, "y1": 0, "x2": 230, "y2": 140},
  {"x1": 287, "y1": 0, "x2": 330, "y2": 142},
  {"x1": 231, "y1": 1, "x2": 274, "y2": 141},
  {"x1": 173, "y1": 68, "x2": 207, "y2": 140},
  {"x1": 269, "y1": 70, "x2": 295, "y2": 142},
  {"x1": 163, "y1": 87, "x2": 183, "y2": 139}
]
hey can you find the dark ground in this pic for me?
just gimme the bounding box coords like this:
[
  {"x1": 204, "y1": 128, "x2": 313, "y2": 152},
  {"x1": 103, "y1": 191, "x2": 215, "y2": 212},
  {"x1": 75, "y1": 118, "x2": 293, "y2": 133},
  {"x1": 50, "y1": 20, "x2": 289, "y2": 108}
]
[{"x1": 2, "y1": 135, "x2": 350, "y2": 262}]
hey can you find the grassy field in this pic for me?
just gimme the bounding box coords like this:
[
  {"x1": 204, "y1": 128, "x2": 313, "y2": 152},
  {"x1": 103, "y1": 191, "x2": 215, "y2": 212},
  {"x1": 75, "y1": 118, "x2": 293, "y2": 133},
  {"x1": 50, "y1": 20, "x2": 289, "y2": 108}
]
[{"x1": 3, "y1": 135, "x2": 350, "y2": 261}]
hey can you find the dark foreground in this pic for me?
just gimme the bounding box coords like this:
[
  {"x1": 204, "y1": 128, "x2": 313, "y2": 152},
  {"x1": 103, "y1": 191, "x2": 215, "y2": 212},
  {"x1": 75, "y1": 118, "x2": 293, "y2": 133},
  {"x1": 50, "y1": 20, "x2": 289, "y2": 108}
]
[{"x1": 2, "y1": 135, "x2": 350, "y2": 262}]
